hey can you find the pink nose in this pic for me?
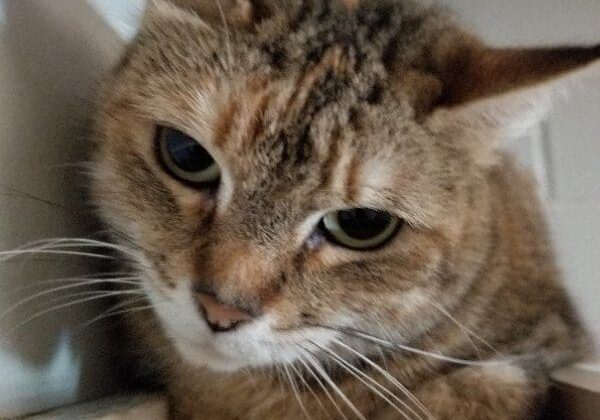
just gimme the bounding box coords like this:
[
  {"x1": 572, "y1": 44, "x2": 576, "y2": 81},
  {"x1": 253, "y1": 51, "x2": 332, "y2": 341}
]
[{"x1": 196, "y1": 293, "x2": 252, "y2": 332}]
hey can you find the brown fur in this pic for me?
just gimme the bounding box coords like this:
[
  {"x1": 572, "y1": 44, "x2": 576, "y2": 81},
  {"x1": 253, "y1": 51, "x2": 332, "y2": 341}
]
[{"x1": 90, "y1": 0, "x2": 599, "y2": 418}]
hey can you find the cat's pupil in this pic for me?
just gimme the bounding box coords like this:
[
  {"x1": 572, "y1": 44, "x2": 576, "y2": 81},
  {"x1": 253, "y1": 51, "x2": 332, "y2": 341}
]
[
  {"x1": 164, "y1": 128, "x2": 213, "y2": 172},
  {"x1": 337, "y1": 209, "x2": 392, "y2": 239}
]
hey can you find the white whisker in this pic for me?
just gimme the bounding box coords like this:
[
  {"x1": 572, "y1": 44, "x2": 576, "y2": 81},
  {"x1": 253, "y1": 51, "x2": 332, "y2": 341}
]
[
  {"x1": 331, "y1": 338, "x2": 431, "y2": 420},
  {"x1": 18, "y1": 237, "x2": 141, "y2": 259},
  {"x1": 312, "y1": 342, "x2": 417, "y2": 420},
  {"x1": 297, "y1": 354, "x2": 347, "y2": 420},
  {"x1": 84, "y1": 296, "x2": 148, "y2": 324},
  {"x1": 289, "y1": 360, "x2": 331, "y2": 419},
  {"x1": 284, "y1": 363, "x2": 312, "y2": 419},
  {"x1": 426, "y1": 297, "x2": 502, "y2": 357},
  {"x1": 0, "y1": 249, "x2": 113, "y2": 262},
  {"x1": 302, "y1": 348, "x2": 366, "y2": 420},
  {"x1": 274, "y1": 364, "x2": 286, "y2": 394},
  {"x1": 339, "y1": 328, "x2": 514, "y2": 367},
  {"x1": 0, "y1": 277, "x2": 143, "y2": 321},
  {"x1": 4, "y1": 290, "x2": 146, "y2": 337},
  {"x1": 17, "y1": 272, "x2": 138, "y2": 291},
  {"x1": 46, "y1": 288, "x2": 143, "y2": 305},
  {"x1": 79, "y1": 303, "x2": 155, "y2": 329}
]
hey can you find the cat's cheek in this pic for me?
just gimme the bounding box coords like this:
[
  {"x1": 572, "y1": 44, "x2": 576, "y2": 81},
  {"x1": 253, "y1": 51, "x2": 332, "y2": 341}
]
[
  {"x1": 141, "y1": 281, "x2": 251, "y2": 370},
  {"x1": 144, "y1": 280, "x2": 211, "y2": 338}
]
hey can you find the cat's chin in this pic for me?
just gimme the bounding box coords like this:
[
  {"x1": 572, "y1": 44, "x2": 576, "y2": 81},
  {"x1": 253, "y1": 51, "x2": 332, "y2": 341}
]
[
  {"x1": 173, "y1": 338, "x2": 252, "y2": 372},
  {"x1": 168, "y1": 326, "x2": 310, "y2": 372}
]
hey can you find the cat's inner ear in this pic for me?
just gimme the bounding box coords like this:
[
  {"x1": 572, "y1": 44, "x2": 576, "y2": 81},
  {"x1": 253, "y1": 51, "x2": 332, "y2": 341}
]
[
  {"x1": 433, "y1": 32, "x2": 600, "y2": 107},
  {"x1": 419, "y1": 31, "x2": 599, "y2": 141}
]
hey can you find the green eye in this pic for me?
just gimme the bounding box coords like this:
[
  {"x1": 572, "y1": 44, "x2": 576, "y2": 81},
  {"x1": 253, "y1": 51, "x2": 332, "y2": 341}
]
[
  {"x1": 157, "y1": 126, "x2": 220, "y2": 185},
  {"x1": 319, "y1": 208, "x2": 401, "y2": 250}
]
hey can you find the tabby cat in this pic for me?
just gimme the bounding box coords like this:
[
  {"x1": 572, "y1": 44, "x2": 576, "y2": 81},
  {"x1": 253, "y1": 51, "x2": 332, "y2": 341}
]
[{"x1": 90, "y1": 0, "x2": 599, "y2": 418}]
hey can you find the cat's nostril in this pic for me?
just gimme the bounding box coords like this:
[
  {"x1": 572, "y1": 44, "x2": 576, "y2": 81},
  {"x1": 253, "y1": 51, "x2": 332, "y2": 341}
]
[{"x1": 195, "y1": 292, "x2": 253, "y2": 333}]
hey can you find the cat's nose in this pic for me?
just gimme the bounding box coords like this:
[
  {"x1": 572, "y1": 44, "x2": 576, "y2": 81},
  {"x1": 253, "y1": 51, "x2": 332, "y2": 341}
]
[{"x1": 195, "y1": 292, "x2": 253, "y2": 332}]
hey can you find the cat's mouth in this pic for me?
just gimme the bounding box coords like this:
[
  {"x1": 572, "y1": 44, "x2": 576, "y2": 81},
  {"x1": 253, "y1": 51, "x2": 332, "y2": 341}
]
[
  {"x1": 143, "y1": 281, "x2": 336, "y2": 371},
  {"x1": 167, "y1": 317, "x2": 321, "y2": 372}
]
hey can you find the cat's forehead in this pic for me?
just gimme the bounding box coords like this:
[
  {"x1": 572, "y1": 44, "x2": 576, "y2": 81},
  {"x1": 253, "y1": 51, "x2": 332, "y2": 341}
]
[
  {"x1": 134, "y1": 0, "x2": 444, "y2": 104},
  {"x1": 106, "y1": 0, "x2": 456, "y2": 225},
  {"x1": 131, "y1": 0, "x2": 440, "y2": 158}
]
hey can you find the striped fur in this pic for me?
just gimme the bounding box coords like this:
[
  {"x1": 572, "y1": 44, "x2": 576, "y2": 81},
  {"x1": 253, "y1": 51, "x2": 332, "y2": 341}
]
[{"x1": 90, "y1": 1, "x2": 598, "y2": 418}]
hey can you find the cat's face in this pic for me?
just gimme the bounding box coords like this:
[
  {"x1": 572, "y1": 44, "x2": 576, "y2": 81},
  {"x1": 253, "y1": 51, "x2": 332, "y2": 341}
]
[{"x1": 91, "y1": 0, "x2": 599, "y2": 371}]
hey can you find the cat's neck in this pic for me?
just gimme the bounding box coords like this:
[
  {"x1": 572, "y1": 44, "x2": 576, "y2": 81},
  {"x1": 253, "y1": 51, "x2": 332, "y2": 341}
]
[
  {"x1": 169, "y1": 359, "x2": 398, "y2": 419},
  {"x1": 167, "y1": 341, "x2": 469, "y2": 420}
]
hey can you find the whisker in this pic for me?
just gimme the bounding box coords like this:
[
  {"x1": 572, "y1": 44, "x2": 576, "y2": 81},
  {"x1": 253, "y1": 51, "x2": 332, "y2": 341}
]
[
  {"x1": 6, "y1": 237, "x2": 92, "y2": 251},
  {"x1": 0, "y1": 277, "x2": 143, "y2": 321},
  {"x1": 284, "y1": 363, "x2": 312, "y2": 420},
  {"x1": 103, "y1": 228, "x2": 144, "y2": 252},
  {"x1": 19, "y1": 237, "x2": 142, "y2": 259},
  {"x1": 355, "y1": 329, "x2": 511, "y2": 366},
  {"x1": 4, "y1": 290, "x2": 146, "y2": 337},
  {"x1": 0, "y1": 249, "x2": 113, "y2": 262},
  {"x1": 40, "y1": 235, "x2": 155, "y2": 271},
  {"x1": 274, "y1": 364, "x2": 286, "y2": 394},
  {"x1": 16, "y1": 272, "x2": 138, "y2": 291},
  {"x1": 315, "y1": 325, "x2": 515, "y2": 367},
  {"x1": 311, "y1": 341, "x2": 416, "y2": 420},
  {"x1": 0, "y1": 187, "x2": 79, "y2": 213},
  {"x1": 297, "y1": 354, "x2": 347, "y2": 420},
  {"x1": 426, "y1": 296, "x2": 502, "y2": 357},
  {"x1": 78, "y1": 302, "x2": 155, "y2": 330},
  {"x1": 45, "y1": 287, "x2": 144, "y2": 306},
  {"x1": 301, "y1": 347, "x2": 367, "y2": 420},
  {"x1": 83, "y1": 296, "x2": 148, "y2": 325},
  {"x1": 0, "y1": 236, "x2": 152, "y2": 276},
  {"x1": 289, "y1": 360, "x2": 331, "y2": 419},
  {"x1": 331, "y1": 338, "x2": 431, "y2": 420}
]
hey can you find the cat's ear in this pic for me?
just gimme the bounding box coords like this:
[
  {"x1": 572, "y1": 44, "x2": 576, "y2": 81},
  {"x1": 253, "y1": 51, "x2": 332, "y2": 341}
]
[
  {"x1": 425, "y1": 30, "x2": 600, "y2": 141},
  {"x1": 146, "y1": 0, "x2": 269, "y2": 29}
]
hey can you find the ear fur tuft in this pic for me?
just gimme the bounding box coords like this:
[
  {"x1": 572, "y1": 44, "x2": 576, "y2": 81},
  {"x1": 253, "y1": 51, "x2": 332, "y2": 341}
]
[
  {"x1": 152, "y1": 0, "x2": 269, "y2": 28},
  {"x1": 426, "y1": 30, "x2": 599, "y2": 147},
  {"x1": 433, "y1": 31, "x2": 600, "y2": 107}
]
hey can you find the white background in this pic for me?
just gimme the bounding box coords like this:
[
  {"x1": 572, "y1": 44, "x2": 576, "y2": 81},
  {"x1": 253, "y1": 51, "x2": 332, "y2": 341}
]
[{"x1": 0, "y1": 0, "x2": 598, "y2": 417}]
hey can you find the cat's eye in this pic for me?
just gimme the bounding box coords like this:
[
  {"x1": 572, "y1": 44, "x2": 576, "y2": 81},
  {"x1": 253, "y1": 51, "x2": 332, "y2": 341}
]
[
  {"x1": 319, "y1": 208, "x2": 401, "y2": 250},
  {"x1": 156, "y1": 126, "x2": 220, "y2": 186}
]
